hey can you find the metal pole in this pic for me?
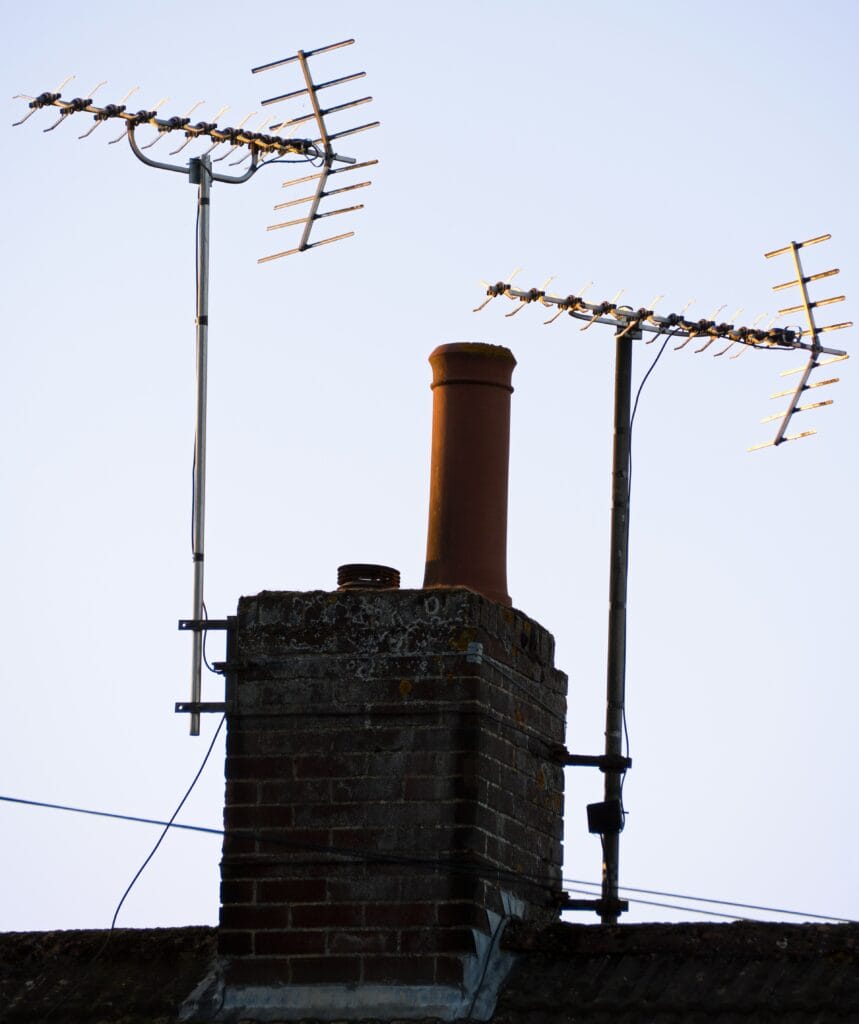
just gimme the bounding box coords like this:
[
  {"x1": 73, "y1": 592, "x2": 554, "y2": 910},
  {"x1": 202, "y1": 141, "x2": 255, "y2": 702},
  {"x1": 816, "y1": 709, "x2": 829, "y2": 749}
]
[
  {"x1": 189, "y1": 154, "x2": 211, "y2": 737},
  {"x1": 601, "y1": 324, "x2": 634, "y2": 923}
]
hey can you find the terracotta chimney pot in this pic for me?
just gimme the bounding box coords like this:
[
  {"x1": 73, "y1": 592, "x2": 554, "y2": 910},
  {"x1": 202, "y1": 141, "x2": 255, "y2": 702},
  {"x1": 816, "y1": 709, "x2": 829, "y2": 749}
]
[{"x1": 423, "y1": 342, "x2": 516, "y2": 606}]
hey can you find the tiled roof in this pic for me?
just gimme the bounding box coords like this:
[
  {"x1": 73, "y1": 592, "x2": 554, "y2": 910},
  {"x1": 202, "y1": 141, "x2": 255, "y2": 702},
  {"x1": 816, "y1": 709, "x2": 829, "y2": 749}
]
[
  {"x1": 496, "y1": 921, "x2": 859, "y2": 1023},
  {"x1": 0, "y1": 926, "x2": 216, "y2": 1024},
  {"x1": 2, "y1": 920, "x2": 858, "y2": 1022}
]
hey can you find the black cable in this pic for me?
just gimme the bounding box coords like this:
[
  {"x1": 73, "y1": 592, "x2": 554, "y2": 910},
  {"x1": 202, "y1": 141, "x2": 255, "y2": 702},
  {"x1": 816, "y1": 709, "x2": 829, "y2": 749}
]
[
  {"x1": 0, "y1": 793, "x2": 554, "y2": 899},
  {"x1": 629, "y1": 331, "x2": 671, "y2": 442},
  {"x1": 614, "y1": 328, "x2": 674, "y2": 822},
  {"x1": 41, "y1": 715, "x2": 225, "y2": 1019},
  {"x1": 562, "y1": 885, "x2": 755, "y2": 923},
  {"x1": 563, "y1": 876, "x2": 856, "y2": 925},
  {"x1": 258, "y1": 152, "x2": 322, "y2": 169},
  {"x1": 201, "y1": 601, "x2": 216, "y2": 674},
  {"x1": 0, "y1": 795, "x2": 222, "y2": 837},
  {"x1": 110, "y1": 714, "x2": 225, "y2": 927},
  {"x1": 4, "y1": 792, "x2": 856, "y2": 924}
]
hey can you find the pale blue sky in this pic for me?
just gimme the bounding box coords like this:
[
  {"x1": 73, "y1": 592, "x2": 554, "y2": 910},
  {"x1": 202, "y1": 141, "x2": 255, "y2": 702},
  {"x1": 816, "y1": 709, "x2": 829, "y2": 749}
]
[{"x1": 1, "y1": 0, "x2": 857, "y2": 930}]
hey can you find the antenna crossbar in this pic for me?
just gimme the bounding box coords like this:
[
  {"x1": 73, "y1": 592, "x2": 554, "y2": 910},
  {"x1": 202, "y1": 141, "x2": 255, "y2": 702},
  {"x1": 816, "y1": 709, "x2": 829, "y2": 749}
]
[
  {"x1": 13, "y1": 91, "x2": 332, "y2": 161},
  {"x1": 476, "y1": 282, "x2": 847, "y2": 357},
  {"x1": 476, "y1": 235, "x2": 850, "y2": 452}
]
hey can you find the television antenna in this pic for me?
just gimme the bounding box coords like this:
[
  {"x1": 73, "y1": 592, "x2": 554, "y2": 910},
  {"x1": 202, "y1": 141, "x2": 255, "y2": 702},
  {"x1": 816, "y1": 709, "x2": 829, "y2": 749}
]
[
  {"x1": 474, "y1": 236, "x2": 850, "y2": 923},
  {"x1": 13, "y1": 40, "x2": 378, "y2": 736}
]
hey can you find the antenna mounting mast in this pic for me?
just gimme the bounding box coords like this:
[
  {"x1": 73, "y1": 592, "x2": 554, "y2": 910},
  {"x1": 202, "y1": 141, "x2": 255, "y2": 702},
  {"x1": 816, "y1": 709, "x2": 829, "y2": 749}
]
[
  {"x1": 475, "y1": 238, "x2": 850, "y2": 923},
  {"x1": 14, "y1": 40, "x2": 379, "y2": 736}
]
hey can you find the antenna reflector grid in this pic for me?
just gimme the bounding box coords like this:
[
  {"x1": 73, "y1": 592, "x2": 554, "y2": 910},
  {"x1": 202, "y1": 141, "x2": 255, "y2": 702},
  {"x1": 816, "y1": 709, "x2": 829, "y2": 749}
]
[
  {"x1": 254, "y1": 40, "x2": 378, "y2": 262},
  {"x1": 751, "y1": 233, "x2": 850, "y2": 450}
]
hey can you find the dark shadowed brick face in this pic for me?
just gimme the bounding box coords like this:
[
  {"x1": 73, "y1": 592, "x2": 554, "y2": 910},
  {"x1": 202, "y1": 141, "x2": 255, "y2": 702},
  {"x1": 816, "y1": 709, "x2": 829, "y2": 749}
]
[{"x1": 219, "y1": 588, "x2": 567, "y2": 987}]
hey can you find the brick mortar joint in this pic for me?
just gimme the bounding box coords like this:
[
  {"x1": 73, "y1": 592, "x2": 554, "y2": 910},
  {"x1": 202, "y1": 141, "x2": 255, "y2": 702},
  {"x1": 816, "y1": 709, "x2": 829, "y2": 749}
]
[{"x1": 229, "y1": 654, "x2": 567, "y2": 695}]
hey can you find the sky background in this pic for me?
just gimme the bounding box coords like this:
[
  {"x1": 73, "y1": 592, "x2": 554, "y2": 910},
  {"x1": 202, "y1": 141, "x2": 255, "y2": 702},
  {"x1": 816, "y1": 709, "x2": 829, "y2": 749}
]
[{"x1": 1, "y1": 0, "x2": 857, "y2": 932}]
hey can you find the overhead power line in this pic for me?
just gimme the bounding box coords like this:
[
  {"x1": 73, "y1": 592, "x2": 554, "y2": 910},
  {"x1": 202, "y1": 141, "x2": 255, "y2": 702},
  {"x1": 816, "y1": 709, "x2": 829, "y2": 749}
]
[{"x1": 2, "y1": 793, "x2": 855, "y2": 925}]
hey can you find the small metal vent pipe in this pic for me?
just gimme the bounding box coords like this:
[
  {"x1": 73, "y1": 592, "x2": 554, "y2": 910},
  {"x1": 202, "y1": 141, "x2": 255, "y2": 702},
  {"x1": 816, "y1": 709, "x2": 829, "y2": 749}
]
[{"x1": 423, "y1": 342, "x2": 516, "y2": 607}]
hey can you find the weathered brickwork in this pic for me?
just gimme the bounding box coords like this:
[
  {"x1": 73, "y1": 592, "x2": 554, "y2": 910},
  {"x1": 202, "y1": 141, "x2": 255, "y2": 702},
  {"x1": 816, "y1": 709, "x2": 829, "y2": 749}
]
[{"x1": 219, "y1": 587, "x2": 567, "y2": 988}]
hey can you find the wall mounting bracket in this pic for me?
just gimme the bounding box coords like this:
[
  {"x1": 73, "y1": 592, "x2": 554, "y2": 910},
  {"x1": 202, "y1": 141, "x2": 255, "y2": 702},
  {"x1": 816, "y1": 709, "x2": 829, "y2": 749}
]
[
  {"x1": 175, "y1": 701, "x2": 228, "y2": 714},
  {"x1": 178, "y1": 618, "x2": 231, "y2": 631},
  {"x1": 562, "y1": 896, "x2": 629, "y2": 915},
  {"x1": 565, "y1": 753, "x2": 632, "y2": 772}
]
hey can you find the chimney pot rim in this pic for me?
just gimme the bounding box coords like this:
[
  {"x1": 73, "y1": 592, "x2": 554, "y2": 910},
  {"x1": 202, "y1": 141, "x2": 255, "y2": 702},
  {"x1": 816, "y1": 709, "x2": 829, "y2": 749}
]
[{"x1": 428, "y1": 341, "x2": 517, "y2": 366}]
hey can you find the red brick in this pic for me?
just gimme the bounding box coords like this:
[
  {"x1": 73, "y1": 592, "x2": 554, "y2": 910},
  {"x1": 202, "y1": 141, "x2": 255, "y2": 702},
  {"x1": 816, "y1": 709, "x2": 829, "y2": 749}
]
[
  {"x1": 329, "y1": 726, "x2": 410, "y2": 754},
  {"x1": 222, "y1": 589, "x2": 567, "y2": 960},
  {"x1": 225, "y1": 780, "x2": 258, "y2": 805},
  {"x1": 365, "y1": 903, "x2": 436, "y2": 927},
  {"x1": 220, "y1": 880, "x2": 254, "y2": 904},
  {"x1": 252, "y1": 831, "x2": 325, "y2": 858},
  {"x1": 331, "y1": 777, "x2": 402, "y2": 803},
  {"x1": 221, "y1": 904, "x2": 287, "y2": 930},
  {"x1": 329, "y1": 827, "x2": 384, "y2": 854},
  {"x1": 327, "y1": 876, "x2": 400, "y2": 903},
  {"x1": 224, "y1": 957, "x2": 289, "y2": 985},
  {"x1": 227, "y1": 755, "x2": 292, "y2": 781},
  {"x1": 290, "y1": 956, "x2": 361, "y2": 984},
  {"x1": 291, "y1": 903, "x2": 364, "y2": 928},
  {"x1": 362, "y1": 955, "x2": 437, "y2": 984},
  {"x1": 295, "y1": 754, "x2": 364, "y2": 778},
  {"x1": 225, "y1": 805, "x2": 291, "y2": 830},
  {"x1": 221, "y1": 833, "x2": 257, "y2": 857},
  {"x1": 254, "y1": 930, "x2": 326, "y2": 956},
  {"x1": 447, "y1": 874, "x2": 482, "y2": 900},
  {"x1": 217, "y1": 930, "x2": 253, "y2": 956},
  {"x1": 254, "y1": 827, "x2": 330, "y2": 857},
  {"x1": 403, "y1": 776, "x2": 455, "y2": 801},
  {"x1": 328, "y1": 930, "x2": 398, "y2": 955},
  {"x1": 293, "y1": 802, "x2": 364, "y2": 827},
  {"x1": 259, "y1": 778, "x2": 329, "y2": 804},
  {"x1": 366, "y1": 801, "x2": 447, "y2": 827},
  {"x1": 435, "y1": 954, "x2": 465, "y2": 986},
  {"x1": 401, "y1": 927, "x2": 475, "y2": 955},
  {"x1": 257, "y1": 879, "x2": 326, "y2": 903},
  {"x1": 399, "y1": 874, "x2": 455, "y2": 902},
  {"x1": 438, "y1": 902, "x2": 489, "y2": 930}
]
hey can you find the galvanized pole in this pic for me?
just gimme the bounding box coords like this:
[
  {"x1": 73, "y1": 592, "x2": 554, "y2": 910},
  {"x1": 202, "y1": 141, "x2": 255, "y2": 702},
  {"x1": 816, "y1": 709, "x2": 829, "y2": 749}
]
[
  {"x1": 189, "y1": 154, "x2": 211, "y2": 737},
  {"x1": 601, "y1": 324, "x2": 634, "y2": 923}
]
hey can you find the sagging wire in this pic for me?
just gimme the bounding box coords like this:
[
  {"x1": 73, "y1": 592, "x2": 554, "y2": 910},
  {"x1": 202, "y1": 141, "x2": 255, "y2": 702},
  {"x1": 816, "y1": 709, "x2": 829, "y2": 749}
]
[
  {"x1": 563, "y1": 885, "x2": 756, "y2": 923},
  {"x1": 111, "y1": 715, "x2": 225, "y2": 926},
  {"x1": 41, "y1": 715, "x2": 225, "y2": 1020},
  {"x1": 3, "y1": 792, "x2": 857, "y2": 924},
  {"x1": 562, "y1": 876, "x2": 855, "y2": 924}
]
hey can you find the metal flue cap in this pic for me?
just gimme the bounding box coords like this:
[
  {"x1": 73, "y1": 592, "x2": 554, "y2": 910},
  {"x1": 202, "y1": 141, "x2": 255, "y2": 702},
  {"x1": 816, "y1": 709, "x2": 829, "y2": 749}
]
[{"x1": 337, "y1": 564, "x2": 401, "y2": 590}]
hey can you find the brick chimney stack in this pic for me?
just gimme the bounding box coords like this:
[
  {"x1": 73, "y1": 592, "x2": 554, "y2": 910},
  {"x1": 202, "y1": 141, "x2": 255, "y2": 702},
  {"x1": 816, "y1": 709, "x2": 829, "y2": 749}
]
[{"x1": 194, "y1": 343, "x2": 567, "y2": 1023}]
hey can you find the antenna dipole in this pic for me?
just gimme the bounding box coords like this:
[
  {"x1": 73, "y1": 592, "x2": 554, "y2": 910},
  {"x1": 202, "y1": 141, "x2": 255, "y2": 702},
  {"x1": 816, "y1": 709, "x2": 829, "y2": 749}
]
[
  {"x1": 475, "y1": 240, "x2": 850, "y2": 924},
  {"x1": 752, "y1": 234, "x2": 850, "y2": 450},
  {"x1": 13, "y1": 41, "x2": 379, "y2": 736}
]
